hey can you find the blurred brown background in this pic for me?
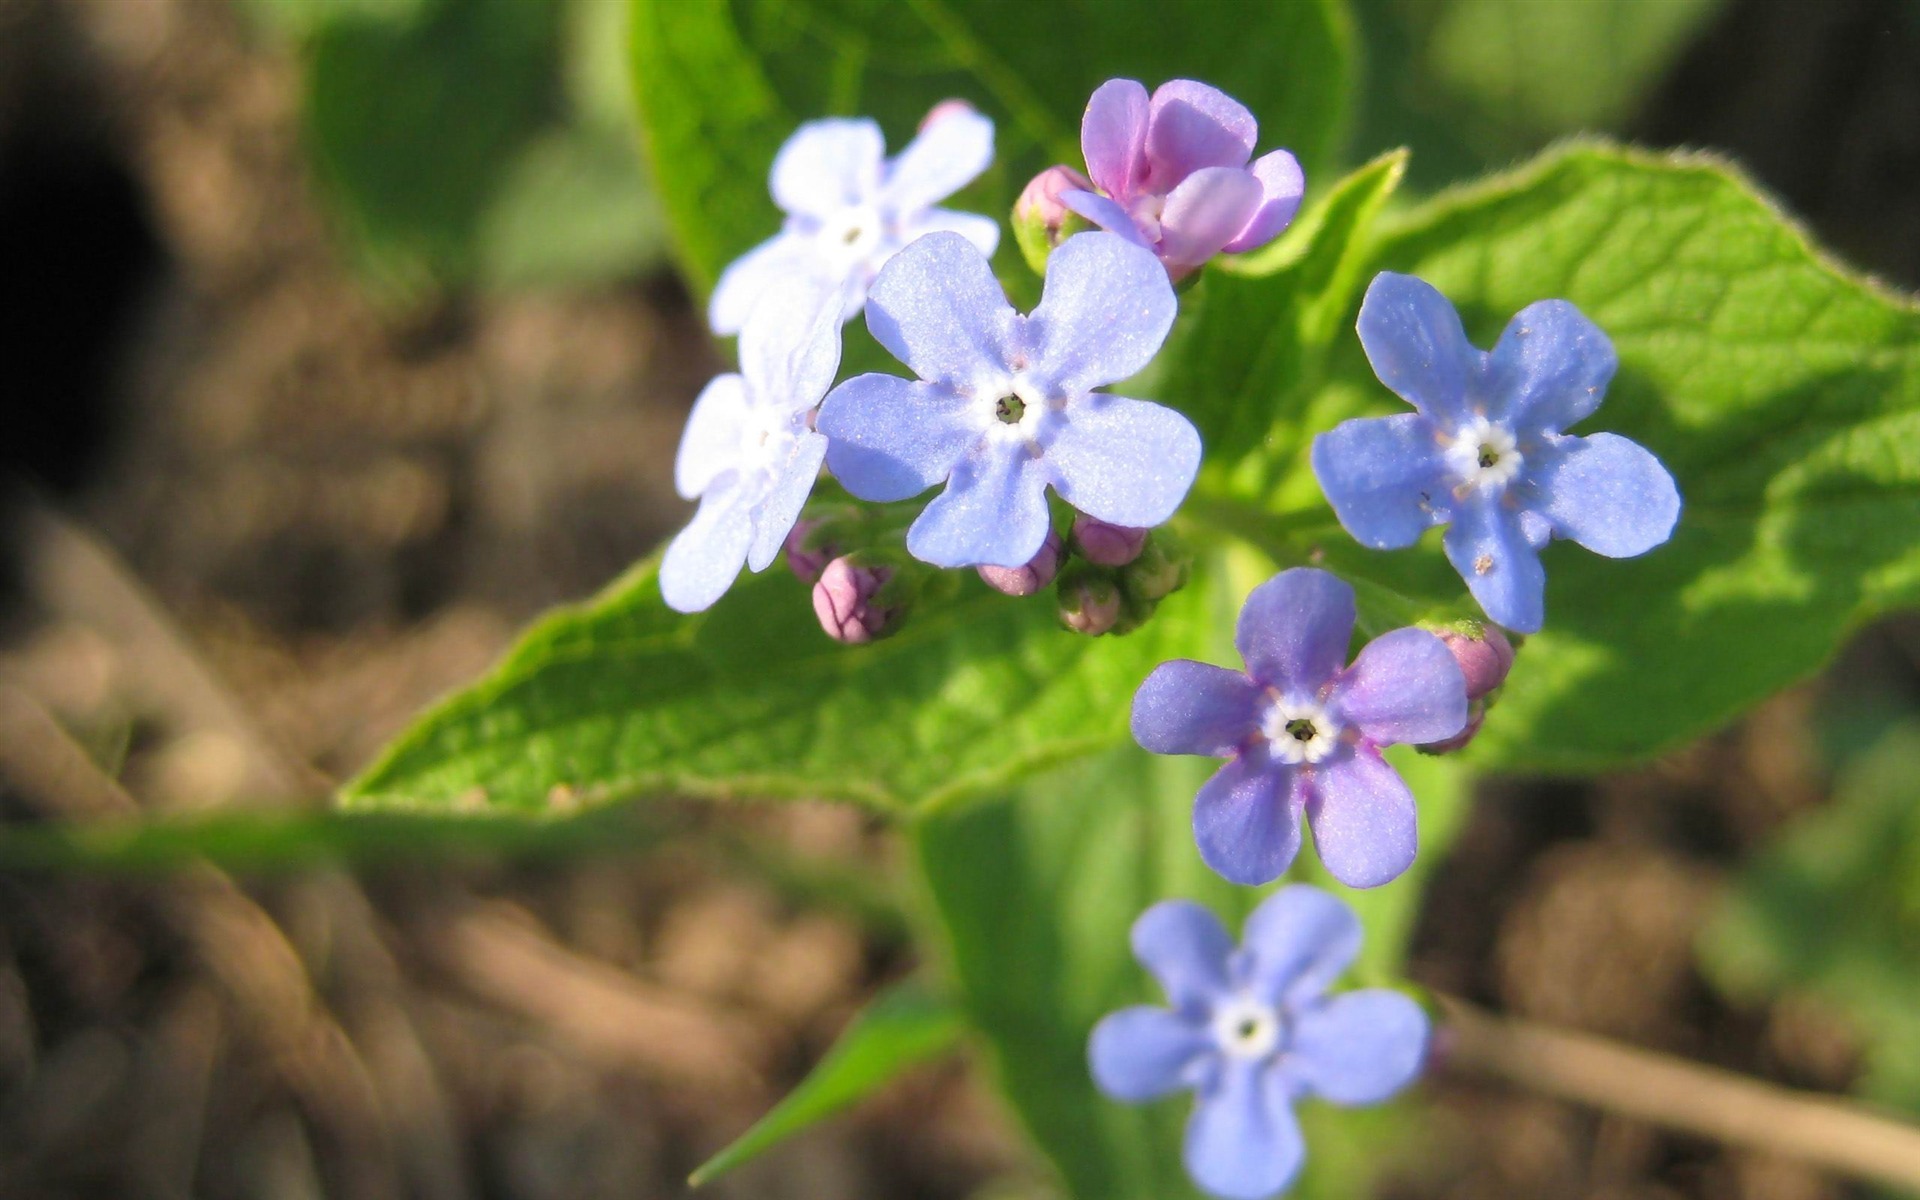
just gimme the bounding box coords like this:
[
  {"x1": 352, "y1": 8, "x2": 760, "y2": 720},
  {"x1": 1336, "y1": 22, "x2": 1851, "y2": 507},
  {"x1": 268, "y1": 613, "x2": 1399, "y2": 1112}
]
[{"x1": 0, "y1": 0, "x2": 1917, "y2": 1197}]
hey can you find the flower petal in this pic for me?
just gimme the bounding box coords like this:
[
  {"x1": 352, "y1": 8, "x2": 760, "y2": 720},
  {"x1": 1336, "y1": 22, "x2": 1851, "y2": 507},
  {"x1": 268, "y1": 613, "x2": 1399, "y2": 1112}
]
[
  {"x1": 1156, "y1": 167, "x2": 1265, "y2": 272},
  {"x1": 1059, "y1": 188, "x2": 1153, "y2": 248},
  {"x1": 1193, "y1": 752, "x2": 1304, "y2": 887},
  {"x1": 1444, "y1": 495, "x2": 1546, "y2": 633},
  {"x1": 1184, "y1": 1061, "x2": 1304, "y2": 1200},
  {"x1": 708, "y1": 232, "x2": 821, "y2": 336},
  {"x1": 1485, "y1": 298, "x2": 1617, "y2": 434},
  {"x1": 1329, "y1": 627, "x2": 1468, "y2": 747},
  {"x1": 1146, "y1": 79, "x2": 1256, "y2": 188},
  {"x1": 1081, "y1": 78, "x2": 1151, "y2": 199},
  {"x1": 881, "y1": 108, "x2": 994, "y2": 214},
  {"x1": 1132, "y1": 899, "x2": 1236, "y2": 1011},
  {"x1": 770, "y1": 117, "x2": 884, "y2": 218},
  {"x1": 659, "y1": 486, "x2": 753, "y2": 613},
  {"x1": 1131, "y1": 660, "x2": 1263, "y2": 757},
  {"x1": 819, "y1": 374, "x2": 979, "y2": 502},
  {"x1": 1089, "y1": 1006, "x2": 1212, "y2": 1102},
  {"x1": 746, "y1": 431, "x2": 828, "y2": 572},
  {"x1": 1046, "y1": 394, "x2": 1201, "y2": 528},
  {"x1": 1289, "y1": 989, "x2": 1429, "y2": 1105},
  {"x1": 675, "y1": 374, "x2": 751, "y2": 500},
  {"x1": 1533, "y1": 432, "x2": 1681, "y2": 557},
  {"x1": 1304, "y1": 747, "x2": 1417, "y2": 889},
  {"x1": 864, "y1": 232, "x2": 1018, "y2": 386},
  {"x1": 905, "y1": 442, "x2": 1052, "y2": 568},
  {"x1": 1221, "y1": 149, "x2": 1305, "y2": 254},
  {"x1": 1235, "y1": 568, "x2": 1355, "y2": 693},
  {"x1": 1239, "y1": 884, "x2": 1362, "y2": 1007},
  {"x1": 900, "y1": 208, "x2": 1002, "y2": 259},
  {"x1": 1357, "y1": 272, "x2": 1480, "y2": 425},
  {"x1": 738, "y1": 286, "x2": 845, "y2": 413},
  {"x1": 1028, "y1": 232, "x2": 1177, "y2": 393},
  {"x1": 1311, "y1": 413, "x2": 1453, "y2": 549}
]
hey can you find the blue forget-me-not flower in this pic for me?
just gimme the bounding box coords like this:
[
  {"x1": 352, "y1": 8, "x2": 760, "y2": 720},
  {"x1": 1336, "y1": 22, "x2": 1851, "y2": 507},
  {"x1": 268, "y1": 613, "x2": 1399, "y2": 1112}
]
[
  {"x1": 1312, "y1": 273, "x2": 1681, "y2": 633},
  {"x1": 817, "y1": 230, "x2": 1202, "y2": 570},
  {"x1": 660, "y1": 291, "x2": 842, "y2": 613},
  {"x1": 708, "y1": 106, "x2": 1000, "y2": 335},
  {"x1": 1131, "y1": 569, "x2": 1466, "y2": 888},
  {"x1": 1090, "y1": 888, "x2": 1430, "y2": 1200}
]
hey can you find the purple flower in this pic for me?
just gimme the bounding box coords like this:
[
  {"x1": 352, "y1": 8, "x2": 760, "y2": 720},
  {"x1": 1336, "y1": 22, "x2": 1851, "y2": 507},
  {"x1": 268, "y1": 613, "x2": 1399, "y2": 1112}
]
[
  {"x1": 660, "y1": 292, "x2": 841, "y2": 613},
  {"x1": 1131, "y1": 568, "x2": 1466, "y2": 888},
  {"x1": 708, "y1": 106, "x2": 1000, "y2": 335},
  {"x1": 817, "y1": 231, "x2": 1201, "y2": 569},
  {"x1": 1089, "y1": 888, "x2": 1430, "y2": 1200},
  {"x1": 1312, "y1": 273, "x2": 1682, "y2": 633},
  {"x1": 1062, "y1": 79, "x2": 1304, "y2": 280}
]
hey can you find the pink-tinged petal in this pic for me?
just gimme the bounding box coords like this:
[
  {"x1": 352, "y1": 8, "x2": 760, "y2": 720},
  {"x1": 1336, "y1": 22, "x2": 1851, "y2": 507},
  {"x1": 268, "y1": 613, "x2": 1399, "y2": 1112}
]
[
  {"x1": 1304, "y1": 747, "x2": 1417, "y2": 889},
  {"x1": 1444, "y1": 494, "x2": 1546, "y2": 633},
  {"x1": 1184, "y1": 1060, "x2": 1304, "y2": 1200},
  {"x1": 674, "y1": 374, "x2": 751, "y2": 500},
  {"x1": 1156, "y1": 167, "x2": 1264, "y2": 271},
  {"x1": 899, "y1": 208, "x2": 1001, "y2": 259},
  {"x1": 1357, "y1": 272, "x2": 1481, "y2": 426},
  {"x1": 770, "y1": 117, "x2": 884, "y2": 218},
  {"x1": 1311, "y1": 413, "x2": 1453, "y2": 549},
  {"x1": 1028, "y1": 232, "x2": 1177, "y2": 392},
  {"x1": 1193, "y1": 753, "x2": 1305, "y2": 887},
  {"x1": 1059, "y1": 189, "x2": 1153, "y2": 248},
  {"x1": 1485, "y1": 299, "x2": 1617, "y2": 433},
  {"x1": 1146, "y1": 79, "x2": 1257, "y2": 188},
  {"x1": 819, "y1": 374, "x2": 979, "y2": 503},
  {"x1": 906, "y1": 442, "x2": 1053, "y2": 568},
  {"x1": 746, "y1": 431, "x2": 828, "y2": 572},
  {"x1": 1235, "y1": 568, "x2": 1356, "y2": 694},
  {"x1": 1533, "y1": 432, "x2": 1681, "y2": 557},
  {"x1": 1047, "y1": 394, "x2": 1200, "y2": 529},
  {"x1": 1131, "y1": 660, "x2": 1263, "y2": 757},
  {"x1": 1289, "y1": 990, "x2": 1429, "y2": 1105},
  {"x1": 1222, "y1": 149, "x2": 1305, "y2": 254},
  {"x1": 660, "y1": 486, "x2": 753, "y2": 613},
  {"x1": 1239, "y1": 885, "x2": 1363, "y2": 1007},
  {"x1": 1329, "y1": 627, "x2": 1468, "y2": 747},
  {"x1": 863, "y1": 232, "x2": 1018, "y2": 385},
  {"x1": 707, "y1": 232, "x2": 821, "y2": 335},
  {"x1": 881, "y1": 108, "x2": 994, "y2": 214},
  {"x1": 1081, "y1": 78, "x2": 1151, "y2": 199},
  {"x1": 737, "y1": 285, "x2": 844, "y2": 413},
  {"x1": 1089, "y1": 1007, "x2": 1212, "y2": 1101},
  {"x1": 1132, "y1": 899, "x2": 1236, "y2": 1010}
]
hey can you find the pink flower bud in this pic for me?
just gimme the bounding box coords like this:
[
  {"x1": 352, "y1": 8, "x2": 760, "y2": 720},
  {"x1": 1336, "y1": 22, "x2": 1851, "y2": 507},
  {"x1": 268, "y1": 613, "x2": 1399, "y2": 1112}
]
[
  {"x1": 812, "y1": 556, "x2": 903, "y2": 644},
  {"x1": 1058, "y1": 570, "x2": 1122, "y2": 636},
  {"x1": 1433, "y1": 623, "x2": 1515, "y2": 702},
  {"x1": 1418, "y1": 706, "x2": 1484, "y2": 756},
  {"x1": 978, "y1": 529, "x2": 1064, "y2": 596},
  {"x1": 1071, "y1": 514, "x2": 1148, "y2": 567},
  {"x1": 1013, "y1": 165, "x2": 1095, "y2": 274},
  {"x1": 919, "y1": 98, "x2": 978, "y2": 132},
  {"x1": 783, "y1": 519, "x2": 835, "y2": 586}
]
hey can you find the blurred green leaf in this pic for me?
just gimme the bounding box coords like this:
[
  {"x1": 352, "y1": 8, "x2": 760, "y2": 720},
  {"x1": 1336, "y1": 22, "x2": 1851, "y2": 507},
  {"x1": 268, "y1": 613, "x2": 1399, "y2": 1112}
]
[
  {"x1": 691, "y1": 980, "x2": 966, "y2": 1185},
  {"x1": 1700, "y1": 722, "x2": 1920, "y2": 1111},
  {"x1": 480, "y1": 126, "x2": 667, "y2": 289},
  {"x1": 627, "y1": 0, "x2": 1354, "y2": 292},
  {"x1": 913, "y1": 742, "x2": 1465, "y2": 1199}
]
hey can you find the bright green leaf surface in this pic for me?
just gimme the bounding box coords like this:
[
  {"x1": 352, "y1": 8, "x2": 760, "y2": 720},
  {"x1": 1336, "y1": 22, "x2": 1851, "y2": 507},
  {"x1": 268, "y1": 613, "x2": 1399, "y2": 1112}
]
[
  {"x1": 914, "y1": 743, "x2": 1465, "y2": 1200},
  {"x1": 342, "y1": 555, "x2": 1222, "y2": 816},
  {"x1": 690, "y1": 980, "x2": 965, "y2": 1185},
  {"x1": 628, "y1": 0, "x2": 1354, "y2": 291}
]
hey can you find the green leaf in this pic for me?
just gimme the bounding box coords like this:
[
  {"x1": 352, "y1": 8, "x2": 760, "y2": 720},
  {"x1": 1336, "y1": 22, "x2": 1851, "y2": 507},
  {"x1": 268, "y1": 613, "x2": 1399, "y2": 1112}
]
[
  {"x1": 341, "y1": 554, "x2": 1221, "y2": 816},
  {"x1": 1177, "y1": 141, "x2": 1920, "y2": 771},
  {"x1": 479, "y1": 126, "x2": 668, "y2": 289},
  {"x1": 913, "y1": 742, "x2": 1468, "y2": 1200},
  {"x1": 627, "y1": 0, "x2": 1355, "y2": 291},
  {"x1": 690, "y1": 980, "x2": 966, "y2": 1185}
]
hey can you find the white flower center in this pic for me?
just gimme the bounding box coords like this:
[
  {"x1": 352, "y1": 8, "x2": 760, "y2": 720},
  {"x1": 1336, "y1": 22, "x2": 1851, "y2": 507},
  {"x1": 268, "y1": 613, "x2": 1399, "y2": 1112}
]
[
  {"x1": 739, "y1": 406, "x2": 800, "y2": 477},
  {"x1": 1444, "y1": 415, "x2": 1522, "y2": 491},
  {"x1": 816, "y1": 203, "x2": 887, "y2": 269},
  {"x1": 1210, "y1": 994, "x2": 1284, "y2": 1062},
  {"x1": 1260, "y1": 696, "x2": 1341, "y2": 765},
  {"x1": 977, "y1": 371, "x2": 1054, "y2": 448}
]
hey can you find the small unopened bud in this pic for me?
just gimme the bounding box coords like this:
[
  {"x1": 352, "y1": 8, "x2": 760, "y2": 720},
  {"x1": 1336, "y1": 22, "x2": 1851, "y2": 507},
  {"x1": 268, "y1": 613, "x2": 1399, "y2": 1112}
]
[
  {"x1": 1419, "y1": 707, "x2": 1484, "y2": 756},
  {"x1": 1121, "y1": 533, "x2": 1189, "y2": 603},
  {"x1": 1056, "y1": 567, "x2": 1122, "y2": 636},
  {"x1": 1430, "y1": 621, "x2": 1515, "y2": 702},
  {"x1": 919, "y1": 98, "x2": 977, "y2": 131},
  {"x1": 1013, "y1": 165, "x2": 1094, "y2": 274},
  {"x1": 783, "y1": 519, "x2": 835, "y2": 586},
  {"x1": 978, "y1": 529, "x2": 1064, "y2": 596},
  {"x1": 1070, "y1": 515, "x2": 1147, "y2": 567},
  {"x1": 812, "y1": 555, "x2": 907, "y2": 644}
]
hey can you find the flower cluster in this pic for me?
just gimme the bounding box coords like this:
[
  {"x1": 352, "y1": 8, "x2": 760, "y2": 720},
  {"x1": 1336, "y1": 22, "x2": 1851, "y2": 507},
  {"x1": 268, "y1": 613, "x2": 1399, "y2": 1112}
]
[{"x1": 659, "y1": 76, "x2": 1682, "y2": 1200}]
